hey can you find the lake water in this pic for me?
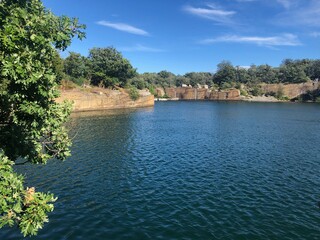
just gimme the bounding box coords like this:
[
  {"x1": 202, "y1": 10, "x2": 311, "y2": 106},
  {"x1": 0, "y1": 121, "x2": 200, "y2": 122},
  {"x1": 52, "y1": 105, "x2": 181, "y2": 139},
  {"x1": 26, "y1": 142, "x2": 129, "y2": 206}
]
[{"x1": 2, "y1": 101, "x2": 320, "y2": 239}]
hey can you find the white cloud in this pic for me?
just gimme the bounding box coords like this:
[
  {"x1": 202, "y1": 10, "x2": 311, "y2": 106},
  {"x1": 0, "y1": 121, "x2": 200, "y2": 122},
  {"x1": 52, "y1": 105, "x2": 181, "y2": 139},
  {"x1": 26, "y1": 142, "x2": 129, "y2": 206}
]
[
  {"x1": 183, "y1": 4, "x2": 236, "y2": 24},
  {"x1": 275, "y1": 0, "x2": 320, "y2": 27},
  {"x1": 238, "y1": 66, "x2": 251, "y2": 69},
  {"x1": 200, "y1": 33, "x2": 301, "y2": 47},
  {"x1": 119, "y1": 44, "x2": 165, "y2": 53},
  {"x1": 97, "y1": 21, "x2": 149, "y2": 36}
]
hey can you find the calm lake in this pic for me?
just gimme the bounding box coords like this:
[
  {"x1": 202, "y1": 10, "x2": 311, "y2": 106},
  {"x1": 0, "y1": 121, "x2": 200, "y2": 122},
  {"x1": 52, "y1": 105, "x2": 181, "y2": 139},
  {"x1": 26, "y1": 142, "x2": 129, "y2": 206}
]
[{"x1": 2, "y1": 101, "x2": 320, "y2": 239}]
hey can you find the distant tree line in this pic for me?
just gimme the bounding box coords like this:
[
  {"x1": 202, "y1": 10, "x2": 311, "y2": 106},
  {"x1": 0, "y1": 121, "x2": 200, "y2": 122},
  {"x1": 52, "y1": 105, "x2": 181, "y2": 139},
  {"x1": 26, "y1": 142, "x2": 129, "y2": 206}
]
[{"x1": 60, "y1": 48, "x2": 320, "y2": 93}]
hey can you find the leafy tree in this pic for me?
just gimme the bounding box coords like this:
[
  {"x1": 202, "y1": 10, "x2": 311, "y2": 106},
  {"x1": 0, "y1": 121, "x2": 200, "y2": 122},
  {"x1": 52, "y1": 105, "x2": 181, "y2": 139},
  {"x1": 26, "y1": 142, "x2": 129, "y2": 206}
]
[
  {"x1": 158, "y1": 70, "x2": 172, "y2": 79},
  {"x1": 184, "y1": 72, "x2": 213, "y2": 87},
  {"x1": 89, "y1": 47, "x2": 136, "y2": 87},
  {"x1": 0, "y1": 0, "x2": 85, "y2": 236},
  {"x1": 64, "y1": 52, "x2": 90, "y2": 85},
  {"x1": 214, "y1": 61, "x2": 237, "y2": 86},
  {"x1": 306, "y1": 60, "x2": 320, "y2": 80},
  {"x1": 140, "y1": 72, "x2": 159, "y2": 86},
  {"x1": 235, "y1": 66, "x2": 250, "y2": 84},
  {"x1": 175, "y1": 75, "x2": 189, "y2": 87},
  {"x1": 256, "y1": 64, "x2": 279, "y2": 83},
  {"x1": 157, "y1": 70, "x2": 176, "y2": 87},
  {"x1": 129, "y1": 76, "x2": 146, "y2": 90},
  {"x1": 52, "y1": 50, "x2": 65, "y2": 82},
  {"x1": 247, "y1": 64, "x2": 258, "y2": 84},
  {"x1": 279, "y1": 59, "x2": 309, "y2": 83}
]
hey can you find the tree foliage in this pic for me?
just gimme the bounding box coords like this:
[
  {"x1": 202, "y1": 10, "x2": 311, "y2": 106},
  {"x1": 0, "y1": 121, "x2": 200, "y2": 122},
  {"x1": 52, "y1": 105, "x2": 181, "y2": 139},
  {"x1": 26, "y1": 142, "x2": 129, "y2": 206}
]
[
  {"x1": 64, "y1": 52, "x2": 89, "y2": 80},
  {"x1": 307, "y1": 60, "x2": 320, "y2": 80},
  {"x1": 0, "y1": 153, "x2": 57, "y2": 236},
  {"x1": 157, "y1": 70, "x2": 176, "y2": 87},
  {"x1": 214, "y1": 61, "x2": 237, "y2": 86},
  {"x1": 88, "y1": 47, "x2": 136, "y2": 87},
  {"x1": 0, "y1": 0, "x2": 85, "y2": 236},
  {"x1": 184, "y1": 72, "x2": 213, "y2": 87},
  {"x1": 279, "y1": 59, "x2": 309, "y2": 83},
  {"x1": 61, "y1": 45, "x2": 320, "y2": 94},
  {"x1": 256, "y1": 64, "x2": 279, "y2": 84}
]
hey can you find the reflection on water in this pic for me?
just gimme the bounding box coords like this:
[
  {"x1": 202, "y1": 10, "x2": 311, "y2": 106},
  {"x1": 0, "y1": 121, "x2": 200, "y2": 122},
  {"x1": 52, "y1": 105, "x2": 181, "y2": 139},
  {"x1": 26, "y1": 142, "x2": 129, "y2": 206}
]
[
  {"x1": 2, "y1": 101, "x2": 320, "y2": 239},
  {"x1": 70, "y1": 107, "x2": 154, "y2": 118}
]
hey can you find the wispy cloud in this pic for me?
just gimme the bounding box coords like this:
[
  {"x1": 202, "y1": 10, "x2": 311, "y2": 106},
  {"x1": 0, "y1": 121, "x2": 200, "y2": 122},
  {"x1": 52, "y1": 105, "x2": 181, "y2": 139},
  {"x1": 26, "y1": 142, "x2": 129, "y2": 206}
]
[
  {"x1": 276, "y1": 0, "x2": 294, "y2": 9},
  {"x1": 275, "y1": 0, "x2": 320, "y2": 27},
  {"x1": 200, "y1": 34, "x2": 301, "y2": 47},
  {"x1": 310, "y1": 31, "x2": 320, "y2": 37},
  {"x1": 119, "y1": 44, "x2": 165, "y2": 53},
  {"x1": 97, "y1": 20, "x2": 149, "y2": 36},
  {"x1": 183, "y1": 4, "x2": 236, "y2": 25}
]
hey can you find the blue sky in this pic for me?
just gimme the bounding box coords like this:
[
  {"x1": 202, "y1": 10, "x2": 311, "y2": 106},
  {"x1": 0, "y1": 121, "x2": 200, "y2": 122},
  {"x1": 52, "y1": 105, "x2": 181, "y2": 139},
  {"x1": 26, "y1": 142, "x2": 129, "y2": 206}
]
[{"x1": 43, "y1": 0, "x2": 320, "y2": 74}]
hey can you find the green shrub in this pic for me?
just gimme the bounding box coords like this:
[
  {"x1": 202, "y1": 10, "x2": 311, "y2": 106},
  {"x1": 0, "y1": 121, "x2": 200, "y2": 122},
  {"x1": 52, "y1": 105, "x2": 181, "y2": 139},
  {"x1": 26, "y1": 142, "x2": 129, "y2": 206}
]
[
  {"x1": 128, "y1": 87, "x2": 140, "y2": 101},
  {"x1": 102, "y1": 76, "x2": 119, "y2": 88},
  {"x1": 250, "y1": 86, "x2": 263, "y2": 96},
  {"x1": 278, "y1": 96, "x2": 290, "y2": 101},
  {"x1": 235, "y1": 82, "x2": 242, "y2": 89},
  {"x1": 130, "y1": 77, "x2": 146, "y2": 90},
  {"x1": 275, "y1": 87, "x2": 285, "y2": 99},
  {"x1": 220, "y1": 82, "x2": 233, "y2": 90},
  {"x1": 240, "y1": 89, "x2": 248, "y2": 96},
  {"x1": 61, "y1": 79, "x2": 78, "y2": 90},
  {"x1": 148, "y1": 85, "x2": 156, "y2": 95}
]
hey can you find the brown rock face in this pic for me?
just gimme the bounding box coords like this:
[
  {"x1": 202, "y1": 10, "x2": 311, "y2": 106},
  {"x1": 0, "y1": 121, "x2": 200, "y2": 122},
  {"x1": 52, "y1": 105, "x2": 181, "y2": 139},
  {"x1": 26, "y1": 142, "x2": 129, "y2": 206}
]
[
  {"x1": 261, "y1": 81, "x2": 320, "y2": 99},
  {"x1": 156, "y1": 88, "x2": 165, "y2": 97},
  {"x1": 56, "y1": 88, "x2": 154, "y2": 112},
  {"x1": 164, "y1": 87, "x2": 240, "y2": 100}
]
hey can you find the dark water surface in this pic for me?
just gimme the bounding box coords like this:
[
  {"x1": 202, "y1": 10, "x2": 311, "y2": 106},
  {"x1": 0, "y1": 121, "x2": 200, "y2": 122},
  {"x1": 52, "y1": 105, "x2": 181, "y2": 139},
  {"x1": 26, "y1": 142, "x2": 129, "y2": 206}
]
[{"x1": 2, "y1": 101, "x2": 320, "y2": 239}]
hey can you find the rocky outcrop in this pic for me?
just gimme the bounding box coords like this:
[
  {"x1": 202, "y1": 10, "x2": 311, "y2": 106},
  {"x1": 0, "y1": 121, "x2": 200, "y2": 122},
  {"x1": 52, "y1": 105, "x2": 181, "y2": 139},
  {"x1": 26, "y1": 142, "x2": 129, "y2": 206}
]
[
  {"x1": 56, "y1": 88, "x2": 154, "y2": 112},
  {"x1": 208, "y1": 89, "x2": 241, "y2": 100},
  {"x1": 261, "y1": 81, "x2": 319, "y2": 99},
  {"x1": 162, "y1": 87, "x2": 240, "y2": 100},
  {"x1": 158, "y1": 81, "x2": 319, "y2": 101},
  {"x1": 156, "y1": 88, "x2": 165, "y2": 97}
]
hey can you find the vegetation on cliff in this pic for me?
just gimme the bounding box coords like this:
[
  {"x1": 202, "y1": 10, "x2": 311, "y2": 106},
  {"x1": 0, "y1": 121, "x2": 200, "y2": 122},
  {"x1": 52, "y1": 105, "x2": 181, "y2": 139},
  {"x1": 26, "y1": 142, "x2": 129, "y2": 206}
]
[
  {"x1": 0, "y1": 0, "x2": 84, "y2": 236},
  {"x1": 61, "y1": 48, "x2": 320, "y2": 101}
]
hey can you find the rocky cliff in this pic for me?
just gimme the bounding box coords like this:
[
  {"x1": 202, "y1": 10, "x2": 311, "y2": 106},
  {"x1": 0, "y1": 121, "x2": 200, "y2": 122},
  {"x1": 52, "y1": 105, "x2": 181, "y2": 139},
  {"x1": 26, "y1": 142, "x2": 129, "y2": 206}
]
[
  {"x1": 56, "y1": 88, "x2": 154, "y2": 112},
  {"x1": 156, "y1": 81, "x2": 319, "y2": 101},
  {"x1": 261, "y1": 81, "x2": 319, "y2": 99},
  {"x1": 158, "y1": 87, "x2": 241, "y2": 100}
]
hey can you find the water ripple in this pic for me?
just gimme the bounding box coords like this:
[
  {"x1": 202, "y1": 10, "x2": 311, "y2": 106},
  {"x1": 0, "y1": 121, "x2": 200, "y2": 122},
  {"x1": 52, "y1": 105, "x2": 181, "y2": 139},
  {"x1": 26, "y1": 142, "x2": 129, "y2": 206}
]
[{"x1": 2, "y1": 102, "x2": 320, "y2": 239}]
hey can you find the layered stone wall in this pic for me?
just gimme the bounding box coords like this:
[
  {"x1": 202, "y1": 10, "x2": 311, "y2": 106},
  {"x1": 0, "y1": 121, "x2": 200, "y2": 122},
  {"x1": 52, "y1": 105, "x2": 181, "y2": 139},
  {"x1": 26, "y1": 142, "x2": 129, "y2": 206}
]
[
  {"x1": 56, "y1": 89, "x2": 154, "y2": 112},
  {"x1": 208, "y1": 89, "x2": 241, "y2": 100},
  {"x1": 157, "y1": 81, "x2": 319, "y2": 101},
  {"x1": 162, "y1": 87, "x2": 240, "y2": 100},
  {"x1": 261, "y1": 81, "x2": 319, "y2": 99}
]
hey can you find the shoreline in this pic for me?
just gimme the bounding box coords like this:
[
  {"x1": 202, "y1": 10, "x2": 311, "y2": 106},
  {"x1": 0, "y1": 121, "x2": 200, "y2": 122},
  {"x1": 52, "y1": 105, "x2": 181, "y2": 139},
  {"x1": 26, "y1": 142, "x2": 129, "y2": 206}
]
[
  {"x1": 154, "y1": 95, "x2": 287, "y2": 103},
  {"x1": 56, "y1": 88, "x2": 317, "y2": 114}
]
